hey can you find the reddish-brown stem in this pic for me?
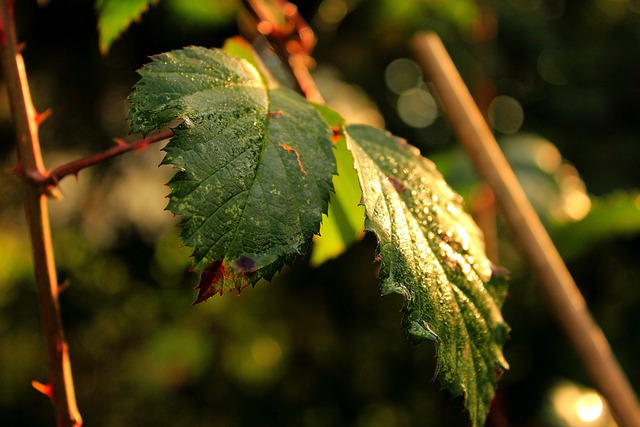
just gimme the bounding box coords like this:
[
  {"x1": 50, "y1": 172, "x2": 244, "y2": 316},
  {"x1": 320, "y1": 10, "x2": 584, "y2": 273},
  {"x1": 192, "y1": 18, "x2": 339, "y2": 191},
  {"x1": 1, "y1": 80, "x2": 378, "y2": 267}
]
[
  {"x1": 413, "y1": 32, "x2": 640, "y2": 427},
  {"x1": 241, "y1": 0, "x2": 324, "y2": 103},
  {"x1": 38, "y1": 129, "x2": 174, "y2": 191},
  {"x1": 0, "y1": 1, "x2": 82, "y2": 426}
]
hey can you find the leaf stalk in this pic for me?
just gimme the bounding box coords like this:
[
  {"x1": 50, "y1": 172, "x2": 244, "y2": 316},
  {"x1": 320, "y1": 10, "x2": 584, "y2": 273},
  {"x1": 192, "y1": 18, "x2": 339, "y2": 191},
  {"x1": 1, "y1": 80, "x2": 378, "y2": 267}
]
[
  {"x1": 38, "y1": 129, "x2": 174, "y2": 192},
  {"x1": 241, "y1": 0, "x2": 324, "y2": 103}
]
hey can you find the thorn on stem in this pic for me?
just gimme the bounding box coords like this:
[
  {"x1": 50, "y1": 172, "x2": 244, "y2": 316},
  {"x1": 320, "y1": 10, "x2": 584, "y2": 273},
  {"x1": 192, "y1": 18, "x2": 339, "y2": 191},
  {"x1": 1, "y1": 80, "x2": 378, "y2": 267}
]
[
  {"x1": 35, "y1": 108, "x2": 52, "y2": 126},
  {"x1": 5, "y1": 163, "x2": 22, "y2": 176},
  {"x1": 45, "y1": 186, "x2": 63, "y2": 200},
  {"x1": 32, "y1": 380, "x2": 54, "y2": 399},
  {"x1": 113, "y1": 138, "x2": 127, "y2": 147},
  {"x1": 58, "y1": 279, "x2": 70, "y2": 293}
]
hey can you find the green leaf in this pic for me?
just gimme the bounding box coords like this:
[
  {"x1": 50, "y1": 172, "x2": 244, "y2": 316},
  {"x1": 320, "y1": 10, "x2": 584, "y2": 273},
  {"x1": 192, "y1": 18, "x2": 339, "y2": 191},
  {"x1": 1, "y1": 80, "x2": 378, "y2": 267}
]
[
  {"x1": 345, "y1": 124, "x2": 509, "y2": 427},
  {"x1": 221, "y1": 36, "x2": 280, "y2": 90},
  {"x1": 310, "y1": 105, "x2": 365, "y2": 266},
  {"x1": 165, "y1": 0, "x2": 240, "y2": 28},
  {"x1": 222, "y1": 37, "x2": 264, "y2": 77},
  {"x1": 96, "y1": 0, "x2": 155, "y2": 55},
  {"x1": 128, "y1": 47, "x2": 335, "y2": 301}
]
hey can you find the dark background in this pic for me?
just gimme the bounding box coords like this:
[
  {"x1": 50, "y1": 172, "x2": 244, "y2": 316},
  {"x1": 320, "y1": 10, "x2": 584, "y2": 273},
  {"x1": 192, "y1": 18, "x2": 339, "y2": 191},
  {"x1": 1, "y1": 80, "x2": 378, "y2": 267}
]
[{"x1": 1, "y1": 0, "x2": 639, "y2": 426}]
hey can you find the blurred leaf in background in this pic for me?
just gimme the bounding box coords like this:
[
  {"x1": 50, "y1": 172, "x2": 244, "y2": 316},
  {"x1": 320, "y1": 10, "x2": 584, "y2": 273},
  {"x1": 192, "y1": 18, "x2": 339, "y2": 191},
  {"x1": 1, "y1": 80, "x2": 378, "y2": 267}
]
[
  {"x1": 97, "y1": 0, "x2": 157, "y2": 54},
  {"x1": 164, "y1": 0, "x2": 240, "y2": 28}
]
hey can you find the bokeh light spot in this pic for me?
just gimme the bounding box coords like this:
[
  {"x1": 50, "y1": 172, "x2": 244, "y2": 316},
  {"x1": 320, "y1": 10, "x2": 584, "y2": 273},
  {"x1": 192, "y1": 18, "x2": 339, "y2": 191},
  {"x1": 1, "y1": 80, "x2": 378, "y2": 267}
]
[
  {"x1": 533, "y1": 140, "x2": 562, "y2": 173},
  {"x1": 251, "y1": 336, "x2": 282, "y2": 369},
  {"x1": 385, "y1": 58, "x2": 423, "y2": 95},
  {"x1": 576, "y1": 392, "x2": 604, "y2": 422},
  {"x1": 397, "y1": 87, "x2": 438, "y2": 128},
  {"x1": 488, "y1": 95, "x2": 524, "y2": 134},
  {"x1": 538, "y1": 49, "x2": 569, "y2": 85},
  {"x1": 316, "y1": 0, "x2": 349, "y2": 30}
]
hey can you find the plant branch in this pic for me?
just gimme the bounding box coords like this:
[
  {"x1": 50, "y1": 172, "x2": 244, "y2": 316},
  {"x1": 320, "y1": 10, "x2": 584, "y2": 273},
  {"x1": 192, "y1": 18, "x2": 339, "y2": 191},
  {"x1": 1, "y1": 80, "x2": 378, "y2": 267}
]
[
  {"x1": 38, "y1": 129, "x2": 174, "y2": 191},
  {"x1": 412, "y1": 32, "x2": 640, "y2": 427},
  {"x1": 0, "y1": 1, "x2": 82, "y2": 426},
  {"x1": 241, "y1": 0, "x2": 324, "y2": 103}
]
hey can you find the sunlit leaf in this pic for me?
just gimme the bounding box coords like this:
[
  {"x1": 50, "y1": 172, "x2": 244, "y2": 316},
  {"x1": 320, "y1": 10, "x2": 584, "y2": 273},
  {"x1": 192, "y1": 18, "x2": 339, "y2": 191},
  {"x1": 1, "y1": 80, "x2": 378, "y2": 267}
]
[
  {"x1": 165, "y1": 0, "x2": 240, "y2": 27},
  {"x1": 222, "y1": 37, "x2": 265, "y2": 78},
  {"x1": 345, "y1": 124, "x2": 509, "y2": 427},
  {"x1": 128, "y1": 47, "x2": 335, "y2": 301},
  {"x1": 311, "y1": 105, "x2": 364, "y2": 266},
  {"x1": 96, "y1": 0, "x2": 156, "y2": 55}
]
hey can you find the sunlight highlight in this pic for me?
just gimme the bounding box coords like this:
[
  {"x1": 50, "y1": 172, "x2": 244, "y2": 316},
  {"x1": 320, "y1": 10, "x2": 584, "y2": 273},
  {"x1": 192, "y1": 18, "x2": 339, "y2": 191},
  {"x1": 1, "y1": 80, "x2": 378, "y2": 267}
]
[
  {"x1": 575, "y1": 392, "x2": 604, "y2": 423},
  {"x1": 548, "y1": 382, "x2": 615, "y2": 426}
]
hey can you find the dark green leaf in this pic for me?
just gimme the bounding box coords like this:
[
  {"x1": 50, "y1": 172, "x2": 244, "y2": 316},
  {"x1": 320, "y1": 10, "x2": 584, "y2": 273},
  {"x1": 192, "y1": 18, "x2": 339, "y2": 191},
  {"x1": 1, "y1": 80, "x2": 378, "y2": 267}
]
[
  {"x1": 128, "y1": 47, "x2": 335, "y2": 301},
  {"x1": 96, "y1": 0, "x2": 155, "y2": 55},
  {"x1": 345, "y1": 124, "x2": 509, "y2": 427}
]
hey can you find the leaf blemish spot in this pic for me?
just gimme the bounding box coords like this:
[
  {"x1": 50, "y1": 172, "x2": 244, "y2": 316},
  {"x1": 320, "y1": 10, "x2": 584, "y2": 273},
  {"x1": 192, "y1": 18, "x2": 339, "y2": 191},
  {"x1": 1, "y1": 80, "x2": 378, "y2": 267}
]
[
  {"x1": 235, "y1": 256, "x2": 257, "y2": 275},
  {"x1": 279, "y1": 143, "x2": 307, "y2": 175},
  {"x1": 388, "y1": 175, "x2": 406, "y2": 193},
  {"x1": 269, "y1": 110, "x2": 284, "y2": 118},
  {"x1": 331, "y1": 127, "x2": 342, "y2": 144}
]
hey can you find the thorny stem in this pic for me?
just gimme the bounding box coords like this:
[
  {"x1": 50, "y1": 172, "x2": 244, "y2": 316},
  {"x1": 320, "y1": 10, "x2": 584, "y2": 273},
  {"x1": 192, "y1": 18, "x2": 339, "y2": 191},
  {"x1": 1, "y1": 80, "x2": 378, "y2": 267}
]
[
  {"x1": 38, "y1": 130, "x2": 174, "y2": 191},
  {"x1": 412, "y1": 32, "x2": 640, "y2": 427},
  {"x1": 0, "y1": 1, "x2": 82, "y2": 426}
]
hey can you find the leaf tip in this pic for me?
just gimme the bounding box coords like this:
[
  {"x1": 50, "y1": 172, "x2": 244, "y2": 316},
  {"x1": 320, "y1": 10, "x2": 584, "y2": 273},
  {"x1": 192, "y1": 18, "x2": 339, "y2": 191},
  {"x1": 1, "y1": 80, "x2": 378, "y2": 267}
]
[
  {"x1": 407, "y1": 320, "x2": 440, "y2": 345},
  {"x1": 490, "y1": 264, "x2": 511, "y2": 280},
  {"x1": 193, "y1": 260, "x2": 225, "y2": 304}
]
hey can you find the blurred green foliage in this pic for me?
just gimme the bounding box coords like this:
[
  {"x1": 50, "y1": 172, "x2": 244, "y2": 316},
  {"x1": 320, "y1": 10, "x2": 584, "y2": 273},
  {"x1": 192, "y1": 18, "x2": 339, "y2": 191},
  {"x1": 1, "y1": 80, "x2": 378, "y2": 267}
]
[
  {"x1": 97, "y1": 0, "x2": 155, "y2": 54},
  {"x1": 1, "y1": 0, "x2": 640, "y2": 426}
]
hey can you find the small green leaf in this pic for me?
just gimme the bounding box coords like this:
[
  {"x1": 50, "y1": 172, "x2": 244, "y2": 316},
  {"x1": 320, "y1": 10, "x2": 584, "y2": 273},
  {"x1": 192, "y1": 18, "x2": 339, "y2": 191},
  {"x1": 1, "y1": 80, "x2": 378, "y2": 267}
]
[
  {"x1": 96, "y1": 0, "x2": 155, "y2": 55},
  {"x1": 311, "y1": 135, "x2": 365, "y2": 265},
  {"x1": 165, "y1": 0, "x2": 240, "y2": 27},
  {"x1": 222, "y1": 37, "x2": 264, "y2": 77},
  {"x1": 128, "y1": 47, "x2": 335, "y2": 301},
  {"x1": 345, "y1": 124, "x2": 509, "y2": 427},
  {"x1": 222, "y1": 36, "x2": 280, "y2": 89},
  {"x1": 310, "y1": 105, "x2": 365, "y2": 266}
]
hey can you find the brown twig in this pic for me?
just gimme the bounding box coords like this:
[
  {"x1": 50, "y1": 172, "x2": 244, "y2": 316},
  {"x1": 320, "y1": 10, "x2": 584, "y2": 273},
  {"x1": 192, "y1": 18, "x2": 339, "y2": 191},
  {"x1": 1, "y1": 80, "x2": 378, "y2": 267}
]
[
  {"x1": 412, "y1": 32, "x2": 640, "y2": 427},
  {"x1": 241, "y1": 0, "x2": 324, "y2": 103},
  {"x1": 37, "y1": 129, "x2": 174, "y2": 191},
  {"x1": 0, "y1": 1, "x2": 82, "y2": 426}
]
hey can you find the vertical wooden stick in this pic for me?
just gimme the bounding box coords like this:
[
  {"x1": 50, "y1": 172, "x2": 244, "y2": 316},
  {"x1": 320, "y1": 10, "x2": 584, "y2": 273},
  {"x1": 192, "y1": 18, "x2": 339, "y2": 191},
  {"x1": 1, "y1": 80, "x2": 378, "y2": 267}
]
[
  {"x1": 412, "y1": 32, "x2": 640, "y2": 427},
  {"x1": 0, "y1": 1, "x2": 82, "y2": 426}
]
